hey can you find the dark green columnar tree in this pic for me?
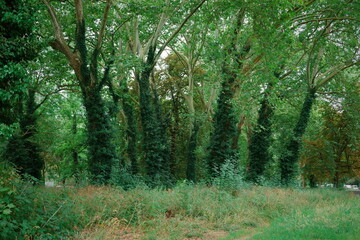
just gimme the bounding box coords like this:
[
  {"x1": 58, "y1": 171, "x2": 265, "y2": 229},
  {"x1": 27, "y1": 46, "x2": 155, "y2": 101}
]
[
  {"x1": 43, "y1": 0, "x2": 117, "y2": 184},
  {"x1": 207, "y1": 71, "x2": 239, "y2": 178},
  {"x1": 137, "y1": 46, "x2": 172, "y2": 185},
  {"x1": 246, "y1": 90, "x2": 273, "y2": 184},
  {"x1": 120, "y1": 80, "x2": 139, "y2": 175},
  {"x1": 4, "y1": 89, "x2": 44, "y2": 180},
  {"x1": 280, "y1": 88, "x2": 316, "y2": 185},
  {"x1": 207, "y1": 10, "x2": 250, "y2": 179}
]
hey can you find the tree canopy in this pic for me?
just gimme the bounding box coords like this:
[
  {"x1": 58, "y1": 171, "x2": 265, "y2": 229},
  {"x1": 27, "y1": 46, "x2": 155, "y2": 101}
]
[{"x1": 1, "y1": 0, "x2": 359, "y2": 188}]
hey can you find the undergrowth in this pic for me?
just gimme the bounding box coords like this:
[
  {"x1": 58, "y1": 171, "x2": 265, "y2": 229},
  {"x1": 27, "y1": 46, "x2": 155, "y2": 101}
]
[{"x1": 0, "y1": 170, "x2": 358, "y2": 240}]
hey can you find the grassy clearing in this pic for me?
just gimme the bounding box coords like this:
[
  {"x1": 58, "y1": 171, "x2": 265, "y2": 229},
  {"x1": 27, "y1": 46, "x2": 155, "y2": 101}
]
[
  {"x1": 72, "y1": 186, "x2": 359, "y2": 240},
  {"x1": 2, "y1": 184, "x2": 359, "y2": 239}
]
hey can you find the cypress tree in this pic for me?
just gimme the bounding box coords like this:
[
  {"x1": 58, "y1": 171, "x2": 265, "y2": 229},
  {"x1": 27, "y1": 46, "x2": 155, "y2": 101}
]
[{"x1": 280, "y1": 88, "x2": 316, "y2": 185}]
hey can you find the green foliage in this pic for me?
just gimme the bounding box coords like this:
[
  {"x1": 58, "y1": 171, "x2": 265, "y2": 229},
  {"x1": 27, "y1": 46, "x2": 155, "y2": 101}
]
[
  {"x1": 0, "y1": 0, "x2": 39, "y2": 126},
  {"x1": 212, "y1": 159, "x2": 248, "y2": 192},
  {"x1": 0, "y1": 180, "x2": 81, "y2": 240},
  {"x1": 110, "y1": 168, "x2": 146, "y2": 190},
  {"x1": 301, "y1": 91, "x2": 360, "y2": 187}
]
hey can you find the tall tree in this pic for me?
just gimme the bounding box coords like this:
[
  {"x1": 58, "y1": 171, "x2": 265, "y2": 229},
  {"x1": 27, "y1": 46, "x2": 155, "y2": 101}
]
[
  {"x1": 207, "y1": 9, "x2": 251, "y2": 179},
  {"x1": 280, "y1": 1, "x2": 360, "y2": 185},
  {"x1": 246, "y1": 87, "x2": 273, "y2": 184},
  {"x1": 43, "y1": 0, "x2": 117, "y2": 184},
  {"x1": 123, "y1": 0, "x2": 207, "y2": 185},
  {"x1": 0, "y1": 0, "x2": 43, "y2": 180}
]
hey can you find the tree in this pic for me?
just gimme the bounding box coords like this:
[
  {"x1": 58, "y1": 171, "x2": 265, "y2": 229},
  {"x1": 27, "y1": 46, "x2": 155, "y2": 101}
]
[
  {"x1": 246, "y1": 88, "x2": 273, "y2": 184},
  {"x1": 122, "y1": 0, "x2": 207, "y2": 185},
  {"x1": 206, "y1": 8, "x2": 252, "y2": 179},
  {"x1": 43, "y1": 0, "x2": 118, "y2": 184},
  {"x1": 279, "y1": 0, "x2": 360, "y2": 185},
  {"x1": 301, "y1": 99, "x2": 360, "y2": 187},
  {"x1": 0, "y1": 0, "x2": 43, "y2": 180}
]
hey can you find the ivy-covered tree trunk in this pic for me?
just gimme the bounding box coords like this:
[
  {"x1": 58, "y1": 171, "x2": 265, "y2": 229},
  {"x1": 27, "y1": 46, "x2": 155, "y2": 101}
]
[
  {"x1": 121, "y1": 80, "x2": 139, "y2": 175},
  {"x1": 186, "y1": 121, "x2": 200, "y2": 182},
  {"x1": 44, "y1": 0, "x2": 117, "y2": 184},
  {"x1": 169, "y1": 85, "x2": 181, "y2": 177},
  {"x1": 246, "y1": 93, "x2": 273, "y2": 184},
  {"x1": 83, "y1": 90, "x2": 116, "y2": 184},
  {"x1": 71, "y1": 112, "x2": 79, "y2": 183},
  {"x1": 206, "y1": 10, "x2": 248, "y2": 179},
  {"x1": 207, "y1": 72, "x2": 238, "y2": 178},
  {"x1": 5, "y1": 90, "x2": 44, "y2": 181},
  {"x1": 137, "y1": 46, "x2": 172, "y2": 186},
  {"x1": 280, "y1": 88, "x2": 316, "y2": 185}
]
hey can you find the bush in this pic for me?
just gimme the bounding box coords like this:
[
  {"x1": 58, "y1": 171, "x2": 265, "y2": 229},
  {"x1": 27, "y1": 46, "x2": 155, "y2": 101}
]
[
  {"x1": 211, "y1": 159, "x2": 249, "y2": 191},
  {"x1": 0, "y1": 170, "x2": 81, "y2": 240}
]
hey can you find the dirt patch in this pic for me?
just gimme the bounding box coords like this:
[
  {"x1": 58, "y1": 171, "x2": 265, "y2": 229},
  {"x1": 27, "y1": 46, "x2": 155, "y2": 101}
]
[{"x1": 203, "y1": 230, "x2": 228, "y2": 239}]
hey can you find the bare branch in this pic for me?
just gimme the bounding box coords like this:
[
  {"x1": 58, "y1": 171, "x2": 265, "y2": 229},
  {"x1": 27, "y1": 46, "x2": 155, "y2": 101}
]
[
  {"x1": 96, "y1": 0, "x2": 112, "y2": 53},
  {"x1": 43, "y1": 0, "x2": 83, "y2": 81},
  {"x1": 295, "y1": 17, "x2": 360, "y2": 26},
  {"x1": 315, "y1": 61, "x2": 359, "y2": 89},
  {"x1": 153, "y1": 0, "x2": 208, "y2": 67},
  {"x1": 42, "y1": 0, "x2": 74, "y2": 59}
]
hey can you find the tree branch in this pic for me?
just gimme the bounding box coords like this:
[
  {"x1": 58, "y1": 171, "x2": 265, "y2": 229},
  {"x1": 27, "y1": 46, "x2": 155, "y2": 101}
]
[
  {"x1": 153, "y1": 0, "x2": 207, "y2": 68},
  {"x1": 315, "y1": 61, "x2": 359, "y2": 90},
  {"x1": 91, "y1": 0, "x2": 113, "y2": 85}
]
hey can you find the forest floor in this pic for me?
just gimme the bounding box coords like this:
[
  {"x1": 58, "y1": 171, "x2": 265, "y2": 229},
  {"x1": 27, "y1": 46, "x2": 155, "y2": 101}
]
[
  {"x1": 4, "y1": 183, "x2": 359, "y2": 239},
  {"x1": 65, "y1": 185, "x2": 359, "y2": 240}
]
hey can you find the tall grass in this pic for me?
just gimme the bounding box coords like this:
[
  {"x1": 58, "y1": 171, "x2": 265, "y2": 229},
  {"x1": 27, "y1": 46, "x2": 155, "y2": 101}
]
[
  {"x1": 72, "y1": 185, "x2": 359, "y2": 240},
  {"x1": 1, "y1": 182, "x2": 358, "y2": 239}
]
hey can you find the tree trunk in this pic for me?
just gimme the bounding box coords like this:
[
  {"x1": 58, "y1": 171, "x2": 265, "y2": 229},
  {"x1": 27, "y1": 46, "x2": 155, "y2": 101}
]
[
  {"x1": 280, "y1": 88, "x2": 316, "y2": 186},
  {"x1": 83, "y1": 90, "x2": 116, "y2": 184},
  {"x1": 72, "y1": 112, "x2": 79, "y2": 183},
  {"x1": 121, "y1": 82, "x2": 139, "y2": 175},
  {"x1": 186, "y1": 121, "x2": 200, "y2": 182},
  {"x1": 137, "y1": 46, "x2": 172, "y2": 186},
  {"x1": 169, "y1": 85, "x2": 180, "y2": 177},
  {"x1": 207, "y1": 73, "x2": 238, "y2": 178},
  {"x1": 246, "y1": 95, "x2": 273, "y2": 184}
]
